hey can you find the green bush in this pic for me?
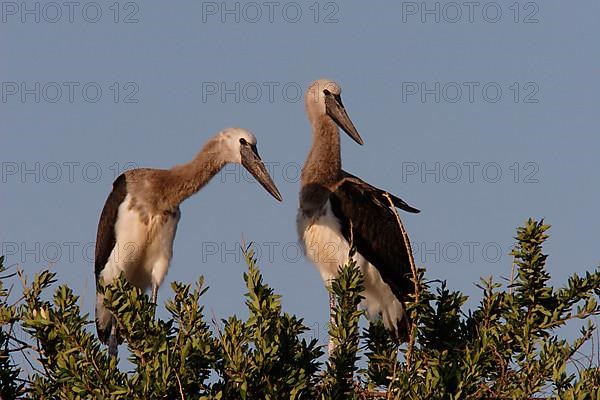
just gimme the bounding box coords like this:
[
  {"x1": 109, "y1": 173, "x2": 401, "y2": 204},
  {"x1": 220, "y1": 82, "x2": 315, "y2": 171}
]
[{"x1": 1, "y1": 219, "x2": 598, "y2": 399}]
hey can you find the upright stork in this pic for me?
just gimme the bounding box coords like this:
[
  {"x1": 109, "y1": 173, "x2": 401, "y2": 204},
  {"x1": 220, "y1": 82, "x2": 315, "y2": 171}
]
[
  {"x1": 95, "y1": 127, "x2": 282, "y2": 356},
  {"x1": 297, "y1": 80, "x2": 420, "y2": 348}
]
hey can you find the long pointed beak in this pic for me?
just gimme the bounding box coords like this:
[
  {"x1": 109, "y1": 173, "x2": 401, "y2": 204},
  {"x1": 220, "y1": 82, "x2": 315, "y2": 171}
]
[
  {"x1": 241, "y1": 145, "x2": 283, "y2": 202},
  {"x1": 325, "y1": 93, "x2": 364, "y2": 145}
]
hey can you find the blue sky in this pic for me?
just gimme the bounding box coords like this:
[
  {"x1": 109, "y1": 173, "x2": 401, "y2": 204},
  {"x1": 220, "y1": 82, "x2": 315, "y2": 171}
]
[{"x1": 1, "y1": 1, "x2": 599, "y2": 367}]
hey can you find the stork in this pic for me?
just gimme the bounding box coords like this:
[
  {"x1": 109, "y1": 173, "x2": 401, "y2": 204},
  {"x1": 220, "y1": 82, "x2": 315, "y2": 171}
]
[
  {"x1": 95, "y1": 127, "x2": 282, "y2": 356},
  {"x1": 297, "y1": 79, "x2": 420, "y2": 350}
]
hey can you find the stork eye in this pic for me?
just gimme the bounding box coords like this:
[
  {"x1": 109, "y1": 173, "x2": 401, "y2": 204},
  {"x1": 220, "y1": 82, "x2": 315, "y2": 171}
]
[
  {"x1": 323, "y1": 89, "x2": 331, "y2": 95},
  {"x1": 239, "y1": 138, "x2": 247, "y2": 145}
]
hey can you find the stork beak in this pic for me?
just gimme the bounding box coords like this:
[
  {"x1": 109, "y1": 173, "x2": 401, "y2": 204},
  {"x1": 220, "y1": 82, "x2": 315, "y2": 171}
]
[
  {"x1": 325, "y1": 93, "x2": 364, "y2": 145},
  {"x1": 240, "y1": 145, "x2": 283, "y2": 202}
]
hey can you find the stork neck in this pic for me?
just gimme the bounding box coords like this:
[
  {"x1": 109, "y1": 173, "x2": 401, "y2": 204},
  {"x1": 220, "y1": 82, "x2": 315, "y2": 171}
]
[
  {"x1": 301, "y1": 115, "x2": 342, "y2": 186},
  {"x1": 167, "y1": 139, "x2": 226, "y2": 205}
]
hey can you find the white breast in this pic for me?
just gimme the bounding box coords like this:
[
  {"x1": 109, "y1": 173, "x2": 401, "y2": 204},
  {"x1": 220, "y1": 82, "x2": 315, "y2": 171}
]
[
  {"x1": 100, "y1": 194, "x2": 181, "y2": 290},
  {"x1": 297, "y1": 201, "x2": 406, "y2": 332}
]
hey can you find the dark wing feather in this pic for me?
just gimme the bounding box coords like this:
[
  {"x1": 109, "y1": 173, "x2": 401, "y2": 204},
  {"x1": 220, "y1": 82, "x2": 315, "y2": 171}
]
[
  {"x1": 342, "y1": 171, "x2": 420, "y2": 214},
  {"x1": 329, "y1": 172, "x2": 419, "y2": 339},
  {"x1": 94, "y1": 173, "x2": 127, "y2": 343},
  {"x1": 95, "y1": 173, "x2": 127, "y2": 279}
]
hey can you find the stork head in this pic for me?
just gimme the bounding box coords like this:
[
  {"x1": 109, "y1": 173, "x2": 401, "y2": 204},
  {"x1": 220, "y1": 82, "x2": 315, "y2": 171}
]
[
  {"x1": 305, "y1": 79, "x2": 363, "y2": 145},
  {"x1": 217, "y1": 128, "x2": 283, "y2": 201}
]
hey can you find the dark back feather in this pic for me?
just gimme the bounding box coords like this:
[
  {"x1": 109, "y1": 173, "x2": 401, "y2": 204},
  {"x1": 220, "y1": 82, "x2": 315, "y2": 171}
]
[
  {"x1": 94, "y1": 173, "x2": 127, "y2": 343},
  {"x1": 95, "y1": 173, "x2": 127, "y2": 279},
  {"x1": 329, "y1": 173, "x2": 419, "y2": 339}
]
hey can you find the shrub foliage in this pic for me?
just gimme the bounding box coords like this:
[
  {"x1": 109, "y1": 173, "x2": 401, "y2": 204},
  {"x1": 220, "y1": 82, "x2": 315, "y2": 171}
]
[{"x1": 1, "y1": 219, "x2": 599, "y2": 399}]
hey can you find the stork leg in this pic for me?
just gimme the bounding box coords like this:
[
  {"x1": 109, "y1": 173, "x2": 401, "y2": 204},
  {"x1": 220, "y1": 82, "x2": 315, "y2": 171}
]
[
  {"x1": 108, "y1": 316, "x2": 118, "y2": 358},
  {"x1": 328, "y1": 290, "x2": 336, "y2": 355},
  {"x1": 151, "y1": 283, "x2": 158, "y2": 308}
]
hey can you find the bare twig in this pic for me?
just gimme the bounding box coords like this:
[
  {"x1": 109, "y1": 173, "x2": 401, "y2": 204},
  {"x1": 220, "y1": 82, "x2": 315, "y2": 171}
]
[
  {"x1": 509, "y1": 260, "x2": 516, "y2": 295},
  {"x1": 175, "y1": 371, "x2": 185, "y2": 400}
]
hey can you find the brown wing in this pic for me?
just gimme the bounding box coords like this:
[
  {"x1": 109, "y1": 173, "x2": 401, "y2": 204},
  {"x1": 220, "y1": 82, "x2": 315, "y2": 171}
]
[
  {"x1": 94, "y1": 174, "x2": 127, "y2": 343},
  {"x1": 341, "y1": 171, "x2": 420, "y2": 214},
  {"x1": 95, "y1": 173, "x2": 128, "y2": 279},
  {"x1": 329, "y1": 172, "x2": 419, "y2": 304}
]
